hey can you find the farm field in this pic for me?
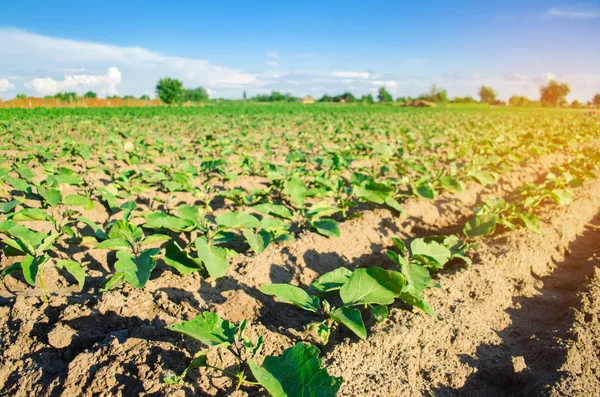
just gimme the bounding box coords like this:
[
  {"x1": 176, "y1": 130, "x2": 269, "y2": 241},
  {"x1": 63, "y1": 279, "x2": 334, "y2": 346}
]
[{"x1": 1, "y1": 103, "x2": 600, "y2": 396}]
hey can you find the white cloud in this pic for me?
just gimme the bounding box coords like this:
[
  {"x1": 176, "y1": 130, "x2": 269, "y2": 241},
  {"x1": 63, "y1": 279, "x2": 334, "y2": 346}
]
[
  {"x1": 266, "y1": 60, "x2": 279, "y2": 67},
  {"x1": 370, "y1": 80, "x2": 398, "y2": 89},
  {"x1": 331, "y1": 71, "x2": 370, "y2": 79},
  {"x1": 545, "y1": 7, "x2": 600, "y2": 19},
  {"x1": 266, "y1": 51, "x2": 280, "y2": 60},
  {"x1": 505, "y1": 72, "x2": 529, "y2": 81},
  {"x1": 0, "y1": 28, "x2": 261, "y2": 98},
  {"x1": 0, "y1": 78, "x2": 15, "y2": 92},
  {"x1": 535, "y1": 72, "x2": 557, "y2": 83},
  {"x1": 25, "y1": 67, "x2": 122, "y2": 96}
]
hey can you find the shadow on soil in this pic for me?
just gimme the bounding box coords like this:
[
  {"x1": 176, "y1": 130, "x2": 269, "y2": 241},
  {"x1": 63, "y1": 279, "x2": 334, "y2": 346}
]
[{"x1": 431, "y1": 213, "x2": 600, "y2": 397}]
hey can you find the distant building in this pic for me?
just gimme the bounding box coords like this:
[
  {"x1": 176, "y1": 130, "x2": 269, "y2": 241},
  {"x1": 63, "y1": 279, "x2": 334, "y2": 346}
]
[{"x1": 301, "y1": 96, "x2": 315, "y2": 104}]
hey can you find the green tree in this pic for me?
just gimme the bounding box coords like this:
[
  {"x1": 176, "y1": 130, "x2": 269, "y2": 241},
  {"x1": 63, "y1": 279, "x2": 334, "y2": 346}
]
[
  {"x1": 83, "y1": 91, "x2": 97, "y2": 98},
  {"x1": 16, "y1": 94, "x2": 27, "y2": 99},
  {"x1": 122, "y1": 95, "x2": 135, "y2": 100},
  {"x1": 140, "y1": 94, "x2": 151, "y2": 100},
  {"x1": 592, "y1": 93, "x2": 600, "y2": 107},
  {"x1": 509, "y1": 95, "x2": 530, "y2": 107},
  {"x1": 571, "y1": 100, "x2": 581, "y2": 109},
  {"x1": 243, "y1": 91, "x2": 247, "y2": 100},
  {"x1": 478, "y1": 85, "x2": 497, "y2": 104},
  {"x1": 419, "y1": 85, "x2": 448, "y2": 103},
  {"x1": 377, "y1": 87, "x2": 393, "y2": 102},
  {"x1": 540, "y1": 80, "x2": 570, "y2": 107},
  {"x1": 318, "y1": 95, "x2": 332, "y2": 102},
  {"x1": 156, "y1": 78, "x2": 184, "y2": 104},
  {"x1": 183, "y1": 87, "x2": 209, "y2": 102},
  {"x1": 361, "y1": 94, "x2": 375, "y2": 104}
]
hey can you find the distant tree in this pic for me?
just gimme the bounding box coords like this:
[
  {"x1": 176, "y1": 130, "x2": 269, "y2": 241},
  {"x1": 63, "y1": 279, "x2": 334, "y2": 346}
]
[
  {"x1": 452, "y1": 96, "x2": 478, "y2": 104},
  {"x1": 16, "y1": 94, "x2": 27, "y2": 99},
  {"x1": 122, "y1": 95, "x2": 136, "y2": 100},
  {"x1": 361, "y1": 94, "x2": 375, "y2": 104},
  {"x1": 419, "y1": 85, "x2": 448, "y2": 103},
  {"x1": 395, "y1": 96, "x2": 413, "y2": 104},
  {"x1": 571, "y1": 100, "x2": 581, "y2": 109},
  {"x1": 593, "y1": 93, "x2": 600, "y2": 107},
  {"x1": 83, "y1": 91, "x2": 97, "y2": 98},
  {"x1": 318, "y1": 95, "x2": 332, "y2": 102},
  {"x1": 140, "y1": 94, "x2": 151, "y2": 100},
  {"x1": 540, "y1": 80, "x2": 570, "y2": 107},
  {"x1": 252, "y1": 91, "x2": 297, "y2": 102},
  {"x1": 156, "y1": 78, "x2": 184, "y2": 104},
  {"x1": 243, "y1": 91, "x2": 247, "y2": 101},
  {"x1": 377, "y1": 87, "x2": 393, "y2": 102},
  {"x1": 183, "y1": 87, "x2": 209, "y2": 102},
  {"x1": 478, "y1": 85, "x2": 497, "y2": 104},
  {"x1": 332, "y1": 92, "x2": 356, "y2": 103},
  {"x1": 106, "y1": 95, "x2": 120, "y2": 99},
  {"x1": 509, "y1": 95, "x2": 530, "y2": 107},
  {"x1": 54, "y1": 92, "x2": 78, "y2": 102}
]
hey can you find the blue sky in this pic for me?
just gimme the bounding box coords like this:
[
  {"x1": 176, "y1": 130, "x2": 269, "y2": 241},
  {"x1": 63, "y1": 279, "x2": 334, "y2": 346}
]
[{"x1": 1, "y1": 0, "x2": 599, "y2": 100}]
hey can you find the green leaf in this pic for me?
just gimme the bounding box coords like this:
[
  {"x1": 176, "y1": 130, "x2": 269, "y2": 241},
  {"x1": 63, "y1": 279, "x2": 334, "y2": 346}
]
[
  {"x1": 37, "y1": 187, "x2": 62, "y2": 207},
  {"x1": 144, "y1": 212, "x2": 194, "y2": 232},
  {"x1": 108, "y1": 220, "x2": 143, "y2": 245},
  {"x1": 340, "y1": 267, "x2": 404, "y2": 307},
  {"x1": 78, "y1": 216, "x2": 109, "y2": 240},
  {"x1": 410, "y1": 239, "x2": 452, "y2": 270},
  {"x1": 549, "y1": 189, "x2": 574, "y2": 206},
  {"x1": 95, "y1": 238, "x2": 130, "y2": 251},
  {"x1": 1, "y1": 262, "x2": 22, "y2": 279},
  {"x1": 355, "y1": 181, "x2": 390, "y2": 204},
  {"x1": 329, "y1": 306, "x2": 367, "y2": 340},
  {"x1": 174, "y1": 204, "x2": 202, "y2": 225},
  {"x1": 518, "y1": 213, "x2": 541, "y2": 233},
  {"x1": 100, "y1": 272, "x2": 126, "y2": 291},
  {"x1": 310, "y1": 267, "x2": 352, "y2": 295},
  {"x1": 242, "y1": 229, "x2": 271, "y2": 254},
  {"x1": 284, "y1": 178, "x2": 307, "y2": 207},
  {"x1": 369, "y1": 305, "x2": 389, "y2": 323},
  {"x1": 21, "y1": 254, "x2": 48, "y2": 286},
  {"x1": 414, "y1": 182, "x2": 435, "y2": 199},
  {"x1": 113, "y1": 249, "x2": 159, "y2": 288},
  {"x1": 55, "y1": 260, "x2": 86, "y2": 288},
  {"x1": 468, "y1": 170, "x2": 495, "y2": 186},
  {"x1": 166, "y1": 312, "x2": 238, "y2": 347},
  {"x1": 10, "y1": 208, "x2": 51, "y2": 222},
  {"x1": 249, "y1": 342, "x2": 342, "y2": 397},
  {"x1": 194, "y1": 238, "x2": 229, "y2": 278},
  {"x1": 260, "y1": 284, "x2": 320, "y2": 313},
  {"x1": 164, "y1": 241, "x2": 205, "y2": 276},
  {"x1": 463, "y1": 213, "x2": 498, "y2": 238},
  {"x1": 311, "y1": 219, "x2": 340, "y2": 238},
  {"x1": 5, "y1": 224, "x2": 46, "y2": 255},
  {"x1": 63, "y1": 194, "x2": 94, "y2": 210},
  {"x1": 439, "y1": 175, "x2": 463, "y2": 193},
  {"x1": 253, "y1": 203, "x2": 294, "y2": 220},
  {"x1": 0, "y1": 200, "x2": 20, "y2": 214},
  {"x1": 215, "y1": 212, "x2": 260, "y2": 229},
  {"x1": 140, "y1": 234, "x2": 171, "y2": 246}
]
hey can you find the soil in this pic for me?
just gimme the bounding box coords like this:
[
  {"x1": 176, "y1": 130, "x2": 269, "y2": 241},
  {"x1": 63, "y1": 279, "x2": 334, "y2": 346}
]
[{"x1": 1, "y1": 152, "x2": 599, "y2": 396}]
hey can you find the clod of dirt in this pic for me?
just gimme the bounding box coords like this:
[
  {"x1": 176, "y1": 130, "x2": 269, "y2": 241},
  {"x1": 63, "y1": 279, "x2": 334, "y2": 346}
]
[{"x1": 48, "y1": 323, "x2": 77, "y2": 349}]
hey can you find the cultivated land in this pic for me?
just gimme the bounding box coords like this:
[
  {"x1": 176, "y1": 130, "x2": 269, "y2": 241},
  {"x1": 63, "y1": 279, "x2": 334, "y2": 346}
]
[{"x1": 0, "y1": 104, "x2": 599, "y2": 396}]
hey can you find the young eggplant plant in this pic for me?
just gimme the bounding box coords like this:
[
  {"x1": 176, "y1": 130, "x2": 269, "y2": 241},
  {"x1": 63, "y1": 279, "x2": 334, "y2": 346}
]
[
  {"x1": 93, "y1": 216, "x2": 170, "y2": 291},
  {"x1": 164, "y1": 311, "x2": 342, "y2": 397},
  {"x1": 0, "y1": 221, "x2": 85, "y2": 302}
]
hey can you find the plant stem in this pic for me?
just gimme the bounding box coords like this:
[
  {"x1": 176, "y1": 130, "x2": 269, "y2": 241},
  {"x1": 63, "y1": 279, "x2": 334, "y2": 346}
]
[{"x1": 38, "y1": 267, "x2": 48, "y2": 304}]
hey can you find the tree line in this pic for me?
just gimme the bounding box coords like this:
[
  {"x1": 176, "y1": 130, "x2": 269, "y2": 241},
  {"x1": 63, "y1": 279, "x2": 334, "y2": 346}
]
[{"x1": 9, "y1": 77, "x2": 600, "y2": 108}]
